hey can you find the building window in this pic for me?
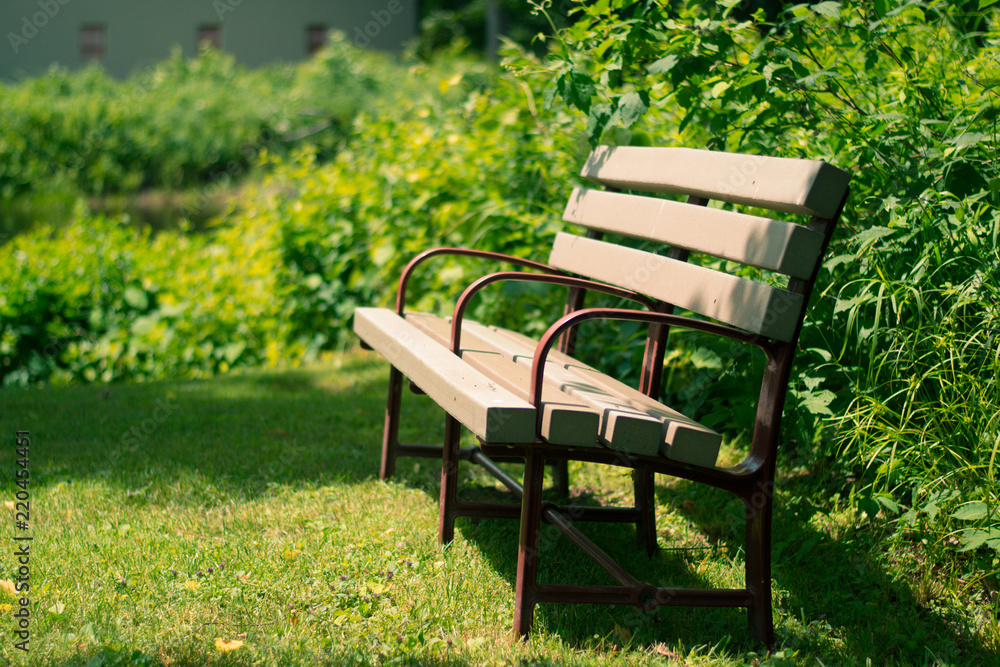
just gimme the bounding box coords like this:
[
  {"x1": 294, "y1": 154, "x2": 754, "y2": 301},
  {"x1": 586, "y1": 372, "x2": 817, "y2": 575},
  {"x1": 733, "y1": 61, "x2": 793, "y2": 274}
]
[
  {"x1": 80, "y1": 24, "x2": 106, "y2": 62},
  {"x1": 197, "y1": 25, "x2": 222, "y2": 49},
  {"x1": 306, "y1": 25, "x2": 327, "y2": 55}
]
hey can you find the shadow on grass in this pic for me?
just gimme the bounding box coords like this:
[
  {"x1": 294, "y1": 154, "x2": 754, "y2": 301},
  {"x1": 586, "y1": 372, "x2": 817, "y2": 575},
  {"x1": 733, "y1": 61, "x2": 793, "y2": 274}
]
[
  {"x1": 5, "y1": 357, "x2": 994, "y2": 664},
  {"x1": 656, "y1": 475, "x2": 998, "y2": 664},
  {"x1": 0, "y1": 353, "x2": 441, "y2": 503},
  {"x1": 409, "y1": 448, "x2": 998, "y2": 663},
  {"x1": 452, "y1": 480, "x2": 750, "y2": 653}
]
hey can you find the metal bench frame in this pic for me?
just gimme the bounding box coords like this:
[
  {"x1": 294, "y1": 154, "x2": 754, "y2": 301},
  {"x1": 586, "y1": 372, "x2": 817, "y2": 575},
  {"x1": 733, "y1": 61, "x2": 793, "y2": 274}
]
[{"x1": 358, "y1": 146, "x2": 850, "y2": 646}]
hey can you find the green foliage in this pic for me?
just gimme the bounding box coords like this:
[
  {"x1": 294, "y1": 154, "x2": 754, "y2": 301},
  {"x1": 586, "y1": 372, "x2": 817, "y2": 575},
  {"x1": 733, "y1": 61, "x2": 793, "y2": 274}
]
[
  {"x1": 0, "y1": 54, "x2": 578, "y2": 386},
  {"x1": 0, "y1": 203, "x2": 295, "y2": 385},
  {"x1": 0, "y1": 34, "x2": 403, "y2": 198},
  {"x1": 523, "y1": 0, "x2": 1000, "y2": 559},
  {"x1": 227, "y1": 62, "x2": 578, "y2": 353}
]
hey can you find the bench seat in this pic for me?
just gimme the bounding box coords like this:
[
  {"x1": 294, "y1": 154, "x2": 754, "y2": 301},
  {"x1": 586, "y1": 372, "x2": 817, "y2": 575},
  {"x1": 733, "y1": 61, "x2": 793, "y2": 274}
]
[
  {"x1": 354, "y1": 307, "x2": 722, "y2": 466},
  {"x1": 355, "y1": 144, "x2": 850, "y2": 646}
]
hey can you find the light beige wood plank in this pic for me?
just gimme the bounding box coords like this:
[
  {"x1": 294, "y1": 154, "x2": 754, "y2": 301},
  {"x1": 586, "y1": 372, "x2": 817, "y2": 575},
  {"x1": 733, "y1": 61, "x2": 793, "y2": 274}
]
[
  {"x1": 463, "y1": 351, "x2": 601, "y2": 447},
  {"x1": 563, "y1": 187, "x2": 825, "y2": 279},
  {"x1": 406, "y1": 313, "x2": 667, "y2": 455},
  {"x1": 353, "y1": 308, "x2": 536, "y2": 443},
  {"x1": 581, "y1": 145, "x2": 850, "y2": 219},
  {"x1": 404, "y1": 313, "x2": 600, "y2": 447},
  {"x1": 459, "y1": 320, "x2": 722, "y2": 465},
  {"x1": 485, "y1": 324, "x2": 722, "y2": 466},
  {"x1": 547, "y1": 233, "x2": 803, "y2": 342}
]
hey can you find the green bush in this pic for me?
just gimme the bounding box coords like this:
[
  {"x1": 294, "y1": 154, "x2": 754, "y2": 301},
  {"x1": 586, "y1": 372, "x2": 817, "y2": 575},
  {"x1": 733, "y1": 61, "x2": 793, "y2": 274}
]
[
  {"x1": 524, "y1": 0, "x2": 1000, "y2": 557},
  {"x1": 0, "y1": 34, "x2": 404, "y2": 198},
  {"x1": 0, "y1": 55, "x2": 579, "y2": 386},
  {"x1": 0, "y1": 203, "x2": 295, "y2": 385}
]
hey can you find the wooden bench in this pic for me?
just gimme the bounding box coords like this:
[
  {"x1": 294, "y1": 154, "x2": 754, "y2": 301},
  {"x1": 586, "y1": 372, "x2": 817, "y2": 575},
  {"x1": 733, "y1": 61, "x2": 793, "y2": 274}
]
[{"x1": 353, "y1": 145, "x2": 850, "y2": 646}]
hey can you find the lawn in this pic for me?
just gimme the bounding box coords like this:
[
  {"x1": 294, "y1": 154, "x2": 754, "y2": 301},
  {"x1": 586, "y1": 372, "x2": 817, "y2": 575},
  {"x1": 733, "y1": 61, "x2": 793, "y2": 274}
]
[{"x1": 0, "y1": 351, "x2": 995, "y2": 666}]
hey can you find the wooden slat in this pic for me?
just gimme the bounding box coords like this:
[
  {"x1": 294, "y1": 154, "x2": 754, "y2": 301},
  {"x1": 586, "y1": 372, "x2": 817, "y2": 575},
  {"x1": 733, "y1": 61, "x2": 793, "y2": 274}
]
[
  {"x1": 548, "y1": 233, "x2": 803, "y2": 342},
  {"x1": 581, "y1": 146, "x2": 850, "y2": 219},
  {"x1": 453, "y1": 322, "x2": 665, "y2": 457},
  {"x1": 406, "y1": 314, "x2": 666, "y2": 456},
  {"x1": 442, "y1": 318, "x2": 721, "y2": 465},
  {"x1": 353, "y1": 308, "x2": 536, "y2": 444},
  {"x1": 403, "y1": 314, "x2": 601, "y2": 447},
  {"x1": 563, "y1": 187, "x2": 825, "y2": 279},
  {"x1": 482, "y1": 325, "x2": 722, "y2": 467}
]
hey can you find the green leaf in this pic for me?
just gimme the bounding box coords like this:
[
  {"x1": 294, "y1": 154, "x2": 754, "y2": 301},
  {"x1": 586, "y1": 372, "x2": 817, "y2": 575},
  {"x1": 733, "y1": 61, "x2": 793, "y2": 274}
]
[
  {"x1": 542, "y1": 79, "x2": 559, "y2": 111},
  {"x1": 223, "y1": 341, "x2": 246, "y2": 364},
  {"x1": 958, "y1": 529, "x2": 989, "y2": 552},
  {"x1": 563, "y1": 71, "x2": 596, "y2": 115},
  {"x1": 586, "y1": 103, "x2": 613, "y2": 147},
  {"x1": 130, "y1": 315, "x2": 159, "y2": 336},
  {"x1": 811, "y1": 1, "x2": 842, "y2": 18},
  {"x1": 617, "y1": 91, "x2": 648, "y2": 129},
  {"x1": 949, "y1": 132, "x2": 986, "y2": 150},
  {"x1": 124, "y1": 285, "x2": 149, "y2": 310},
  {"x1": 710, "y1": 81, "x2": 731, "y2": 98},
  {"x1": 952, "y1": 502, "x2": 988, "y2": 521},
  {"x1": 875, "y1": 494, "x2": 899, "y2": 514},
  {"x1": 858, "y1": 497, "x2": 880, "y2": 520},
  {"x1": 800, "y1": 389, "x2": 835, "y2": 416},
  {"x1": 979, "y1": 0, "x2": 1000, "y2": 9},
  {"x1": 648, "y1": 55, "x2": 679, "y2": 74}
]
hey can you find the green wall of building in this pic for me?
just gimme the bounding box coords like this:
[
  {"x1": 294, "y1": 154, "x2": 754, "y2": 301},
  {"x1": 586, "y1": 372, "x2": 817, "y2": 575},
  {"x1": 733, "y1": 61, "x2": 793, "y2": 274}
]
[{"x1": 1, "y1": 0, "x2": 418, "y2": 80}]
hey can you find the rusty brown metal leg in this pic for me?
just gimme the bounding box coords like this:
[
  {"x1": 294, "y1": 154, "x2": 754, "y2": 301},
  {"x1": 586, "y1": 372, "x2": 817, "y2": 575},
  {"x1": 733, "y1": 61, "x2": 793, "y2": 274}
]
[
  {"x1": 745, "y1": 485, "x2": 775, "y2": 647},
  {"x1": 551, "y1": 459, "x2": 570, "y2": 498},
  {"x1": 438, "y1": 414, "x2": 462, "y2": 544},
  {"x1": 634, "y1": 468, "x2": 658, "y2": 557},
  {"x1": 514, "y1": 449, "x2": 546, "y2": 639},
  {"x1": 380, "y1": 366, "x2": 404, "y2": 481}
]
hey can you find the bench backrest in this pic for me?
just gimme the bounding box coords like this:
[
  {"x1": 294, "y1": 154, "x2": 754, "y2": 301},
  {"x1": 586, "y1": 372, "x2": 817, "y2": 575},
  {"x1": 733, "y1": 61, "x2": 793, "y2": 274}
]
[{"x1": 555, "y1": 146, "x2": 851, "y2": 343}]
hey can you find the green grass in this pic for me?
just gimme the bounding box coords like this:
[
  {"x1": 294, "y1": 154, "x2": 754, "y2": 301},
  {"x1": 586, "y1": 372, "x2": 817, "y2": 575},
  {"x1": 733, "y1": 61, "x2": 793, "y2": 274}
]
[{"x1": 0, "y1": 351, "x2": 997, "y2": 666}]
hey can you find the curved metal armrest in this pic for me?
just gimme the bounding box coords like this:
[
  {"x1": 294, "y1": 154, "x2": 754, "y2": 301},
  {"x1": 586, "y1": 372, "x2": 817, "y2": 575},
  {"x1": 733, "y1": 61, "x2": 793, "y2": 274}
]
[
  {"x1": 395, "y1": 247, "x2": 561, "y2": 315},
  {"x1": 528, "y1": 307, "x2": 775, "y2": 408},
  {"x1": 529, "y1": 308, "x2": 784, "y2": 476},
  {"x1": 449, "y1": 273, "x2": 659, "y2": 354}
]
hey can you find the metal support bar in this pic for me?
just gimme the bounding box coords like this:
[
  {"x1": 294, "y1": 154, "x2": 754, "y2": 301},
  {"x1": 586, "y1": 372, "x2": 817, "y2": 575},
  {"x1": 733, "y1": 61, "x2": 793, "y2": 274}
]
[{"x1": 542, "y1": 505, "x2": 642, "y2": 589}]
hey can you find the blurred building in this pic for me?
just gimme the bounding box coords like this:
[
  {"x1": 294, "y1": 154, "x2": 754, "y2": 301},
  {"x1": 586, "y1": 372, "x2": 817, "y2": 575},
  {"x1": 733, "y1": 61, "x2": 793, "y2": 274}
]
[{"x1": 0, "y1": 0, "x2": 418, "y2": 80}]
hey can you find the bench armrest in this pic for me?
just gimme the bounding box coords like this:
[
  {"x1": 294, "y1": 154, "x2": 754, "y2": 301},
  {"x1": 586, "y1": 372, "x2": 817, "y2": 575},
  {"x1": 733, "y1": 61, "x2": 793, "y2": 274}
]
[
  {"x1": 529, "y1": 307, "x2": 785, "y2": 474},
  {"x1": 528, "y1": 307, "x2": 774, "y2": 406},
  {"x1": 395, "y1": 247, "x2": 562, "y2": 315},
  {"x1": 449, "y1": 272, "x2": 659, "y2": 354}
]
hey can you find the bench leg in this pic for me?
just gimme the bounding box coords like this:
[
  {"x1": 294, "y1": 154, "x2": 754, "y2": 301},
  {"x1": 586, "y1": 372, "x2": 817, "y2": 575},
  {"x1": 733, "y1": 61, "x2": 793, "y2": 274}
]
[
  {"x1": 745, "y1": 486, "x2": 775, "y2": 647},
  {"x1": 438, "y1": 414, "x2": 462, "y2": 544},
  {"x1": 551, "y1": 459, "x2": 570, "y2": 498},
  {"x1": 634, "y1": 468, "x2": 658, "y2": 557},
  {"x1": 514, "y1": 449, "x2": 546, "y2": 639},
  {"x1": 380, "y1": 366, "x2": 404, "y2": 480}
]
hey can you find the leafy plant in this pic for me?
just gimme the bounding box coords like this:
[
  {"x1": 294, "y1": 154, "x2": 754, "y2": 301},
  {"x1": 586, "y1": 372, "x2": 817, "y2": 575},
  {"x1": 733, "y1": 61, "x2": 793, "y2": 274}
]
[{"x1": 517, "y1": 0, "x2": 1000, "y2": 560}]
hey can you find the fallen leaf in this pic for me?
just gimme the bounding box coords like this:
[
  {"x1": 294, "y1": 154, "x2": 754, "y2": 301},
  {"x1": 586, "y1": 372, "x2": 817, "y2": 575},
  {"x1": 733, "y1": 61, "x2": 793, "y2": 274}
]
[
  {"x1": 214, "y1": 638, "x2": 244, "y2": 652},
  {"x1": 655, "y1": 643, "x2": 681, "y2": 658},
  {"x1": 0, "y1": 580, "x2": 17, "y2": 598}
]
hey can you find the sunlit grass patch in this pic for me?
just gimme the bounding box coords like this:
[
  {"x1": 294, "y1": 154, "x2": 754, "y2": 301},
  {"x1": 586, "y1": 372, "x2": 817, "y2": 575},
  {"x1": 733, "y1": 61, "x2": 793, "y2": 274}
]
[{"x1": 0, "y1": 352, "x2": 997, "y2": 665}]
